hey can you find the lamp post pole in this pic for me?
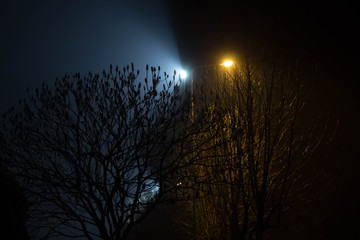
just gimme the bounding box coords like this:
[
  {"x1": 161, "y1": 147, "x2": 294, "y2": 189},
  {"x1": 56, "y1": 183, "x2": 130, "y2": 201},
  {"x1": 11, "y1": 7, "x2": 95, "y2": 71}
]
[
  {"x1": 190, "y1": 64, "x2": 214, "y2": 121},
  {"x1": 190, "y1": 64, "x2": 213, "y2": 240}
]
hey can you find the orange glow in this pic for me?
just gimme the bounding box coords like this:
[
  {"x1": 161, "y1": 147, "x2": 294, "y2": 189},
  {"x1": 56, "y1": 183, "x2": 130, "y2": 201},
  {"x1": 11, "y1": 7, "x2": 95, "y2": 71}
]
[{"x1": 222, "y1": 60, "x2": 233, "y2": 67}]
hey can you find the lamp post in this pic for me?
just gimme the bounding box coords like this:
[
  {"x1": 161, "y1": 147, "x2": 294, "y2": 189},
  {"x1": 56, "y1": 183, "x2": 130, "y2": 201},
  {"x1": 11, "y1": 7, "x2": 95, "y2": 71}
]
[{"x1": 187, "y1": 60, "x2": 233, "y2": 240}]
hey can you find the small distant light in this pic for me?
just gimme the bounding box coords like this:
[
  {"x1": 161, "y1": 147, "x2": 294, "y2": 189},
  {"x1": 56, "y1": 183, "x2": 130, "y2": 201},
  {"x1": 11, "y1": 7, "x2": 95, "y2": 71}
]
[
  {"x1": 222, "y1": 60, "x2": 233, "y2": 67},
  {"x1": 179, "y1": 70, "x2": 187, "y2": 79}
]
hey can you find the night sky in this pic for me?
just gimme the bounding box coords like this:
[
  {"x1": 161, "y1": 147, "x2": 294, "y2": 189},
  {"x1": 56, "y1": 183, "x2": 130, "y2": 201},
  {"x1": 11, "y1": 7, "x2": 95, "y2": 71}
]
[
  {"x1": 1, "y1": 1, "x2": 359, "y2": 239},
  {"x1": 0, "y1": 0, "x2": 183, "y2": 113}
]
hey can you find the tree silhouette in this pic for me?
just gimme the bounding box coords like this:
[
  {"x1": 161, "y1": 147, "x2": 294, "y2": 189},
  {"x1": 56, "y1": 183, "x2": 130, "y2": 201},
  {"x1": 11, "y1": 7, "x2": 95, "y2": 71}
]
[
  {"x1": 174, "y1": 48, "x2": 330, "y2": 240},
  {"x1": 0, "y1": 64, "x2": 199, "y2": 240}
]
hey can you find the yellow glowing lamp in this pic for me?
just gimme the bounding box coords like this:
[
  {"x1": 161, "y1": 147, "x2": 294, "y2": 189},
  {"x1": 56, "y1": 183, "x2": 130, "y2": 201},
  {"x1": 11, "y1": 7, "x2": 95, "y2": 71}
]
[{"x1": 222, "y1": 60, "x2": 233, "y2": 67}]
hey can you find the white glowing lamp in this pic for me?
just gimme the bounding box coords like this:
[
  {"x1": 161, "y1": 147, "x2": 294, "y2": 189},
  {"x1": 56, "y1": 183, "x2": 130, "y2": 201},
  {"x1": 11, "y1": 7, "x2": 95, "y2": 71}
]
[{"x1": 179, "y1": 70, "x2": 187, "y2": 79}]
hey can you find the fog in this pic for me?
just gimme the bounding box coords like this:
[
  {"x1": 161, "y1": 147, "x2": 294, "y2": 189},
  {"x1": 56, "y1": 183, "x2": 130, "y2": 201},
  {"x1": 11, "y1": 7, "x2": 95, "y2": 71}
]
[{"x1": 0, "y1": 0, "x2": 184, "y2": 113}]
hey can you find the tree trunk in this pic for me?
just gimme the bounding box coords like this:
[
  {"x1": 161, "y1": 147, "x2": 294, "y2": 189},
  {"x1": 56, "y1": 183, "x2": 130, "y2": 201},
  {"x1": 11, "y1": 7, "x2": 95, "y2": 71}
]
[
  {"x1": 254, "y1": 190, "x2": 266, "y2": 240},
  {"x1": 230, "y1": 209, "x2": 241, "y2": 240}
]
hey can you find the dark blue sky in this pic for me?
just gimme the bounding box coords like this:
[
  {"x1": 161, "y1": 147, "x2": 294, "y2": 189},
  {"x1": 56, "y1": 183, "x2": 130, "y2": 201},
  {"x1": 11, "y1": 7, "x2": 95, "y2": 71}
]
[
  {"x1": 2, "y1": 1, "x2": 359, "y2": 115},
  {"x1": 0, "y1": 0, "x2": 182, "y2": 113}
]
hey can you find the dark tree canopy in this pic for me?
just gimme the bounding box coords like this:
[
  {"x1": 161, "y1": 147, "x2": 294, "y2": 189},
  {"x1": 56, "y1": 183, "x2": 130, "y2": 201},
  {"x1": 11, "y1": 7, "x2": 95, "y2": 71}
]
[
  {"x1": 0, "y1": 64, "x2": 196, "y2": 240},
  {"x1": 173, "y1": 48, "x2": 331, "y2": 240}
]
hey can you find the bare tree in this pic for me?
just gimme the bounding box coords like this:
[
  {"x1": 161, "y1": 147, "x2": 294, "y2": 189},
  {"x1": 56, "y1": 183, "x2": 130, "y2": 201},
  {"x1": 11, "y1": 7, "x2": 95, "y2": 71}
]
[
  {"x1": 174, "y1": 48, "x2": 330, "y2": 240},
  {"x1": 0, "y1": 64, "x2": 198, "y2": 240}
]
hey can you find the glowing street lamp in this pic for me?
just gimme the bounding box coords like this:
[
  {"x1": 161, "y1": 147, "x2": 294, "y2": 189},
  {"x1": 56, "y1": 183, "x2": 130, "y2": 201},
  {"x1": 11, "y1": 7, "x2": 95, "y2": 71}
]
[
  {"x1": 179, "y1": 70, "x2": 187, "y2": 80},
  {"x1": 190, "y1": 59, "x2": 235, "y2": 91},
  {"x1": 221, "y1": 60, "x2": 233, "y2": 67}
]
